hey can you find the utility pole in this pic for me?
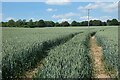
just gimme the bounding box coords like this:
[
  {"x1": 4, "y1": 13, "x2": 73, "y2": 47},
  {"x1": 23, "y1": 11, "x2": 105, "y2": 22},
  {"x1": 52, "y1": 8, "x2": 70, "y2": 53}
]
[
  {"x1": 87, "y1": 9, "x2": 91, "y2": 33},
  {"x1": 88, "y1": 9, "x2": 90, "y2": 27}
]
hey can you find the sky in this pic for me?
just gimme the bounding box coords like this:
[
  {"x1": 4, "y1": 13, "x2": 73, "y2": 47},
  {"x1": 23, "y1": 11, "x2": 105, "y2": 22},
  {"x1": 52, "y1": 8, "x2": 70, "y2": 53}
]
[{"x1": 2, "y1": 1, "x2": 118, "y2": 22}]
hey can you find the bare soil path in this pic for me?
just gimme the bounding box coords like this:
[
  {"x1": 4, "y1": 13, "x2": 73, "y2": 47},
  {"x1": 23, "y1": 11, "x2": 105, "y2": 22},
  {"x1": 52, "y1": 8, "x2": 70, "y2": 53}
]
[
  {"x1": 90, "y1": 36, "x2": 110, "y2": 78},
  {"x1": 21, "y1": 62, "x2": 44, "y2": 78}
]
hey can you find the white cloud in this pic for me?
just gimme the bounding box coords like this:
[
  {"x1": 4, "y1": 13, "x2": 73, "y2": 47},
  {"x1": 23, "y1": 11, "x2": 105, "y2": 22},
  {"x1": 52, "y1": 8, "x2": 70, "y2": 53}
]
[
  {"x1": 29, "y1": 17, "x2": 34, "y2": 20},
  {"x1": 5, "y1": 17, "x2": 15, "y2": 21},
  {"x1": 78, "y1": 3, "x2": 100, "y2": 10},
  {"x1": 52, "y1": 12, "x2": 80, "y2": 23},
  {"x1": 80, "y1": 16, "x2": 112, "y2": 21},
  {"x1": 52, "y1": 12, "x2": 80, "y2": 19},
  {"x1": 80, "y1": 16, "x2": 97, "y2": 21},
  {"x1": 58, "y1": 18, "x2": 72, "y2": 23},
  {"x1": 99, "y1": 16, "x2": 112, "y2": 21},
  {"x1": 28, "y1": 18, "x2": 39, "y2": 21},
  {"x1": 103, "y1": 2, "x2": 118, "y2": 12},
  {"x1": 45, "y1": 0, "x2": 71, "y2": 5},
  {"x1": 80, "y1": 16, "x2": 89, "y2": 20},
  {"x1": 78, "y1": 2, "x2": 118, "y2": 12},
  {"x1": 46, "y1": 8, "x2": 53, "y2": 12},
  {"x1": 46, "y1": 8, "x2": 57, "y2": 12}
]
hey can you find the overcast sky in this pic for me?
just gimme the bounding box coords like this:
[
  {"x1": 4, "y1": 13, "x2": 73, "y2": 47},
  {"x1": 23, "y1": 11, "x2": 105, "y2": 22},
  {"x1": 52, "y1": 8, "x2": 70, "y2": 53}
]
[{"x1": 2, "y1": 1, "x2": 118, "y2": 22}]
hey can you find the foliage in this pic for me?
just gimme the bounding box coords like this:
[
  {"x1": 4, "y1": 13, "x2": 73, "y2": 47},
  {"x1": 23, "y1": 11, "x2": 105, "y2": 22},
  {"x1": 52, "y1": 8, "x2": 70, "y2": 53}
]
[
  {"x1": 45, "y1": 21, "x2": 55, "y2": 27},
  {"x1": 1, "y1": 19, "x2": 119, "y2": 27},
  {"x1": 37, "y1": 20, "x2": 46, "y2": 27},
  {"x1": 71, "y1": 21, "x2": 80, "y2": 26},
  {"x1": 90, "y1": 20, "x2": 102, "y2": 26},
  {"x1": 55, "y1": 22, "x2": 61, "y2": 27},
  {"x1": 60, "y1": 21, "x2": 70, "y2": 27},
  {"x1": 7, "y1": 19, "x2": 16, "y2": 27},
  {"x1": 107, "y1": 19, "x2": 119, "y2": 26},
  {"x1": 80, "y1": 21, "x2": 88, "y2": 26}
]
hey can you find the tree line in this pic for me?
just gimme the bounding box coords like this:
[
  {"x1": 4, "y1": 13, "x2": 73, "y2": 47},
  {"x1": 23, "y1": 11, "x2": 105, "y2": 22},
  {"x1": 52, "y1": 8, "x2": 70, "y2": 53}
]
[{"x1": 1, "y1": 19, "x2": 119, "y2": 28}]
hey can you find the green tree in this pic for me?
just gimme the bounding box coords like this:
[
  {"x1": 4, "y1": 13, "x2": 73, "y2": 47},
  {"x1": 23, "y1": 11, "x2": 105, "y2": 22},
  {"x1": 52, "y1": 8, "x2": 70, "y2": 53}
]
[
  {"x1": 45, "y1": 21, "x2": 55, "y2": 27},
  {"x1": 92, "y1": 20, "x2": 102, "y2": 26},
  {"x1": 107, "y1": 19, "x2": 119, "y2": 26},
  {"x1": 102, "y1": 22, "x2": 107, "y2": 26},
  {"x1": 7, "y1": 19, "x2": 15, "y2": 27},
  {"x1": 37, "y1": 20, "x2": 46, "y2": 27},
  {"x1": 55, "y1": 22, "x2": 60, "y2": 27},
  {"x1": 28, "y1": 19, "x2": 34, "y2": 28},
  {"x1": 119, "y1": 22, "x2": 120, "y2": 25},
  {"x1": 107, "y1": 20, "x2": 110, "y2": 26},
  {"x1": 22, "y1": 19, "x2": 27, "y2": 27},
  {"x1": 2, "y1": 22, "x2": 8, "y2": 27},
  {"x1": 89, "y1": 20, "x2": 93, "y2": 26},
  {"x1": 111, "y1": 19, "x2": 119, "y2": 25},
  {"x1": 16, "y1": 19, "x2": 23, "y2": 27},
  {"x1": 71, "y1": 21, "x2": 79, "y2": 26},
  {"x1": 60, "y1": 21, "x2": 70, "y2": 27},
  {"x1": 80, "y1": 21, "x2": 88, "y2": 26}
]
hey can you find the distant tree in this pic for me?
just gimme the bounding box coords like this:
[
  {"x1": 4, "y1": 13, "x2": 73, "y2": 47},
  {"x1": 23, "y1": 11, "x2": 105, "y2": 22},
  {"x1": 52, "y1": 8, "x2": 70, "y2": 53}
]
[
  {"x1": 1, "y1": 18, "x2": 119, "y2": 28},
  {"x1": 107, "y1": 19, "x2": 119, "y2": 26},
  {"x1": 36, "y1": 21, "x2": 40, "y2": 27},
  {"x1": 92, "y1": 20, "x2": 102, "y2": 26},
  {"x1": 55, "y1": 22, "x2": 60, "y2": 27},
  {"x1": 60, "y1": 21, "x2": 70, "y2": 27},
  {"x1": 33, "y1": 21, "x2": 37, "y2": 27},
  {"x1": 89, "y1": 20, "x2": 103, "y2": 26},
  {"x1": 119, "y1": 22, "x2": 120, "y2": 25},
  {"x1": 37, "y1": 20, "x2": 46, "y2": 27},
  {"x1": 107, "y1": 20, "x2": 111, "y2": 26},
  {"x1": 16, "y1": 19, "x2": 23, "y2": 27},
  {"x1": 71, "y1": 21, "x2": 79, "y2": 26},
  {"x1": 80, "y1": 21, "x2": 88, "y2": 26},
  {"x1": 89, "y1": 20, "x2": 93, "y2": 26},
  {"x1": 111, "y1": 19, "x2": 119, "y2": 25},
  {"x1": 45, "y1": 21, "x2": 55, "y2": 27},
  {"x1": 102, "y1": 22, "x2": 107, "y2": 26},
  {"x1": 7, "y1": 19, "x2": 16, "y2": 27},
  {"x1": 22, "y1": 19, "x2": 27, "y2": 27},
  {"x1": 1, "y1": 22, "x2": 8, "y2": 27},
  {"x1": 28, "y1": 19, "x2": 35, "y2": 28},
  {"x1": 0, "y1": 22, "x2": 1, "y2": 27},
  {"x1": 76, "y1": 22, "x2": 81, "y2": 26}
]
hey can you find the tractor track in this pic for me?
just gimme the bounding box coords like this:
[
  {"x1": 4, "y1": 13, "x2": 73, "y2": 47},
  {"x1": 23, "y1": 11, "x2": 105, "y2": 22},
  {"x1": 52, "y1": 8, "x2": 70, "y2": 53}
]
[{"x1": 90, "y1": 35, "x2": 110, "y2": 78}]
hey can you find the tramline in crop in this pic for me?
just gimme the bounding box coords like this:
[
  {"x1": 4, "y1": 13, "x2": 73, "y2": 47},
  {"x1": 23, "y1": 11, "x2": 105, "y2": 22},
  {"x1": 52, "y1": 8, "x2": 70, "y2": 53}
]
[
  {"x1": 96, "y1": 27, "x2": 118, "y2": 77},
  {"x1": 34, "y1": 33, "x2": 93, "y2": 78}
]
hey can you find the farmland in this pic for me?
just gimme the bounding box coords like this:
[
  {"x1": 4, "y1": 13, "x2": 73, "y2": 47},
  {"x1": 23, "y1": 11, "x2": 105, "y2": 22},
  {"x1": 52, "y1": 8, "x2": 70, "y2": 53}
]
[{"x1": 2, "y1": 26, "x2": 119, "y2": 79}]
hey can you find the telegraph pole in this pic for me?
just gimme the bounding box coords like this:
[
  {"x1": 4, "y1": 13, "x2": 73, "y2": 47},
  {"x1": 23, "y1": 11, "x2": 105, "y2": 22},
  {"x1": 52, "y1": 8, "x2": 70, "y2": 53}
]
[
  {"x1": 87, "y1": 9, "x2": 91, "y2": 33},
  {"x1": 88, "y1": 9, "x2": 90, "y2": 27}
]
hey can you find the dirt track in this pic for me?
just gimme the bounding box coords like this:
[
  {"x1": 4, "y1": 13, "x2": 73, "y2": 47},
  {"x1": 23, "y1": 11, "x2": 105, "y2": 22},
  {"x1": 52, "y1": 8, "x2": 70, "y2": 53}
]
[{"x1": 90, "y1": 36, "x2": 110, "y2": 78}]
